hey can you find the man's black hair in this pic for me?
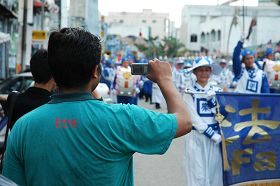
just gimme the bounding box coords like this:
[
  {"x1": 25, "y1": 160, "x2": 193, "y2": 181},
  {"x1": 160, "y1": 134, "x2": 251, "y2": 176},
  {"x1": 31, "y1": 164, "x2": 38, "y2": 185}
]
[
  {"x1": 30, "y1": 49, "x2": 52, "y2": 84},
  {"x1": 48, "y1": 27, "x2": 102, "y2": 88}
]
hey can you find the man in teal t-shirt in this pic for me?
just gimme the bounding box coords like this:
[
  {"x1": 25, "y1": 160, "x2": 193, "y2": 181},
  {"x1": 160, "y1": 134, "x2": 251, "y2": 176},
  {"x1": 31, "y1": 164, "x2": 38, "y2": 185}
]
[{"x1": 3, "y1": 28, "x2": 192, "y2": 186}]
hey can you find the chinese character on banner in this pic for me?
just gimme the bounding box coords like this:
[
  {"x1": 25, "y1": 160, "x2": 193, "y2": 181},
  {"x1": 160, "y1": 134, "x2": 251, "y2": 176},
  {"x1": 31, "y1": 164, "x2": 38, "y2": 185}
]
[{"x1": 216, "y1": 93, "x2": 280, "y2": 186}]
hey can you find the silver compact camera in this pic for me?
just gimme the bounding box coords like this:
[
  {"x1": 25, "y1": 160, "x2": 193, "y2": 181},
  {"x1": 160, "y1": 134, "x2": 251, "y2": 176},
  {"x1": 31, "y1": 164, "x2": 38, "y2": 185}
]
[{"x1": 131, "y1": 63, "x2": 150, "y2": 75}]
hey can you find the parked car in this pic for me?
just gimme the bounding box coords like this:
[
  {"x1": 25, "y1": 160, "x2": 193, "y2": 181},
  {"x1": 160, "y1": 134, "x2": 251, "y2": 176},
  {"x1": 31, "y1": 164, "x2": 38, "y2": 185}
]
[{"x1": 0, "y1": 72, "x2": 33, "y2": 100}]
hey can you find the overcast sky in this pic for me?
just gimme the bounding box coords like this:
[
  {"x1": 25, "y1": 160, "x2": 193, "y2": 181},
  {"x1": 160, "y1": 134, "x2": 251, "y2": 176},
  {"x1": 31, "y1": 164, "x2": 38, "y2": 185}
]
[{"x1": 98, "y1": 0, "x2": 258, "y2": 27}]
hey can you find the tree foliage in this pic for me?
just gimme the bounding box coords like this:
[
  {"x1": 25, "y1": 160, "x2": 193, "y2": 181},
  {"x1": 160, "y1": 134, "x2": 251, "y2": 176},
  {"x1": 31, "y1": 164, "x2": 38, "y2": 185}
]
[{"x1": 136, "y1": 36, "x2": 187, "y2": 58}]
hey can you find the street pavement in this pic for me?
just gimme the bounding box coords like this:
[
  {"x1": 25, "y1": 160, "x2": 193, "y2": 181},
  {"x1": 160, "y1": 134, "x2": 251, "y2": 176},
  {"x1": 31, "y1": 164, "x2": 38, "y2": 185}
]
[{"x1": 134, "y1": 99, "x2": 186, "y2": 186}]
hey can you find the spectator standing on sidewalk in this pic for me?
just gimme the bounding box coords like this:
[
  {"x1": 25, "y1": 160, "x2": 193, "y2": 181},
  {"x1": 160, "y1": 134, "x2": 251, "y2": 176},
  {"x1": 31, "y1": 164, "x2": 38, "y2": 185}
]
[{"x1": 9, "y1": 49, "x2": 56, "y2": 129}]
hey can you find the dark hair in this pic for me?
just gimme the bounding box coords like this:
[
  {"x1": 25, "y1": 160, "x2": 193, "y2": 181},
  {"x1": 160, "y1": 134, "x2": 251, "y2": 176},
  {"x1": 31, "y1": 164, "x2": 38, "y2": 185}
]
[
  {"x1": 48, "y1": 27, "x2": 102, "y2": 88},
  {"x1": 30, "y1": 49, "x2": 52, "y2": 83}
]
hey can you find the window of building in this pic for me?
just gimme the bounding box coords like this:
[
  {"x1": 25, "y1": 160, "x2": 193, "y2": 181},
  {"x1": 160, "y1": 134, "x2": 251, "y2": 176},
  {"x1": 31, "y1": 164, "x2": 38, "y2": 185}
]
[
  {"x1": 210, "y1": 29, "x2": 216, "y2": 42},
  {"x1": 142, "y1": 20, "x2": 146, "y2": 23},
  {"x1": 200, "y1": 16, "x2": 206, "y2": 23},
  {"x1": 201, "y1": 32, "x2": 205, "y2": 43},
  {"x1": 119, "y1": 20, "x2": 124, "y2": 23},
  {"x1": 217, "y1": 30, "x2": 221, "y2": 41},
  {"x1": 190, "y1": 34, "x2": 197, "y2": 43},
  {"x1": 152, "y1": 20, "x2": 156, "y2": 23}
]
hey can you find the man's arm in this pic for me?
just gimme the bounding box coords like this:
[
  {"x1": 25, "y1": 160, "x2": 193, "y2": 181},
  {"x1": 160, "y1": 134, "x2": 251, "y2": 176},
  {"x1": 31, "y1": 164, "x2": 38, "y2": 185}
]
[
  {"x1": 232, "y1": 41, "x2": 243, "y2": 77},
  {"x1": 147, "y1": 59, "x2": 192, "y2": 138}
]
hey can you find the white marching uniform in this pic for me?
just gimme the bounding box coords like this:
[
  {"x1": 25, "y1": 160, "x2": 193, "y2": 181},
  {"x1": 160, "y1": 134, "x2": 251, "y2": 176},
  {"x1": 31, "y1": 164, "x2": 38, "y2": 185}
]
[
  {"x1": 234, "y1": 64, "x2": 264, "y2": 93},
  {"x1": 183, "y1": 81, "x2": 223, "y2": 186},
  {"x1": 152, "y1": 83, "x2": 163, "y2": 104},
  {"x1": 220, "y1": 68, "x2": 234, "y2": 89},
  {"x1": 263, "y1": 59, "x2": 280, "y2": 91}
]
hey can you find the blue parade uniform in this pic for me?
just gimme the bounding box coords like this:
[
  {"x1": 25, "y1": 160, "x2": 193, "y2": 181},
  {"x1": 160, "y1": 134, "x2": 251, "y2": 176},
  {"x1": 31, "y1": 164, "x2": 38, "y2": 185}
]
[
  {"x1": 100, "y1": 60, "x2": 115, "y2": 90},
  {"x1": 232, "y1": 41, "x2": 269, "y2": 93}
]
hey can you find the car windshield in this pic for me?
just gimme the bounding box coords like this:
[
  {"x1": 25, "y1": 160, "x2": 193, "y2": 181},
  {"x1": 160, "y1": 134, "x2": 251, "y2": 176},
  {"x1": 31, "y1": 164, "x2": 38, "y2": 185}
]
[{"x1": 0, "y1": 76, "x2": 33, "y2": 94}]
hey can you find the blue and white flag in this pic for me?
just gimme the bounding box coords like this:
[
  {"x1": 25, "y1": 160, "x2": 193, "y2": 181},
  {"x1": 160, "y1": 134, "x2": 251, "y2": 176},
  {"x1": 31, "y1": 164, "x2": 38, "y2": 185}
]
[{"x1": 216, "y1": 93, "x2": 280, "y2": 185}]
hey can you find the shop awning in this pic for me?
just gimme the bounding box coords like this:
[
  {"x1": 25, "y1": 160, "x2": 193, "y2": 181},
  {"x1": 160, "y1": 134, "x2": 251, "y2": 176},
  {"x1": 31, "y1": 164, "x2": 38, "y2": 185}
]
[{"x1": 0, "y1": 3, "x2": 17, "y2": 19}]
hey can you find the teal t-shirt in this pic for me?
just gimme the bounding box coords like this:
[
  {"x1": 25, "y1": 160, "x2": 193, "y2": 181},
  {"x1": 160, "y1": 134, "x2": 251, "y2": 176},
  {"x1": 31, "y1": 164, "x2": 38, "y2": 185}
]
[{"x1": 3, "y1": 92, "x2": 177, "y2": 186}]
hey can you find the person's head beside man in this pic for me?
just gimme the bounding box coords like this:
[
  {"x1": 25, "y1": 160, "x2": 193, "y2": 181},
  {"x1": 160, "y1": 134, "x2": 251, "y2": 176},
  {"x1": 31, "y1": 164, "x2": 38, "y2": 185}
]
[
  {"x1": 3, "y1": 27, "x2": 191, "y2": 185},
  {"x1": 30, "y1": 49, "x2": 56, "y2": 92}
]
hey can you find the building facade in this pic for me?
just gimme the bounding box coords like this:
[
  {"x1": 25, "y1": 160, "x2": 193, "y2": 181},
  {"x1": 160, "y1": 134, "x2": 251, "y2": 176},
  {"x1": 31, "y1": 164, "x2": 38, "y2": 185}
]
[
  {"x1": 69, "y1": 0, "x2": 99, "y2": 35},
  {"x1": 180, "y1": 1, "x2": 280, "y2": 56},
  {"x1": 0, "y1": 0, "x2": 17, "y2": 78},
  {"x1": 105, "y1": 9, "x2": 172, "y2": 39}
]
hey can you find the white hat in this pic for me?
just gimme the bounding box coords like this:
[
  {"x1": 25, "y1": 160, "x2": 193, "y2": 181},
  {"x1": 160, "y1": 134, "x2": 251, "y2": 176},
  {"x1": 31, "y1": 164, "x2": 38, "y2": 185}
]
[
  {"x1": 220, "y1": 59, "x2": 227, "y2": 64},
  {"x1": 187, "y1": 57, "x2": 213, "y2": 72}
]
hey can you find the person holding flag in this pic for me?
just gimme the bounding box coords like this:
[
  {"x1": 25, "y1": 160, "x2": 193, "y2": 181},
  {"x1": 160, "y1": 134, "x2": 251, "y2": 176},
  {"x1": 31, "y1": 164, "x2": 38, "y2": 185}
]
[
  {"x1": 183, "y1": 57, "x2": 223, "y2": 186},
  {"x1": 232, "y1": 33, "x2": 270, "y2": 93}
]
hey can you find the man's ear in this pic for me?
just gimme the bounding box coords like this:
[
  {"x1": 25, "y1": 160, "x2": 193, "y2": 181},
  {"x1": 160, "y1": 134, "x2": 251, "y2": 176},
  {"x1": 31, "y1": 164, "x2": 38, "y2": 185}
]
[{"x1": 92, "y1": 65, "x2": 100, "y2": 79}]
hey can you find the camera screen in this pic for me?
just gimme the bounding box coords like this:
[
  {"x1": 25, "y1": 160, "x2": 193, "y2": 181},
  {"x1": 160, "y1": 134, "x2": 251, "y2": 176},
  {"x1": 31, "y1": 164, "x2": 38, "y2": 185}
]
[{"x1": 133, "y1": 66, "x2": 144, "y2": 74}]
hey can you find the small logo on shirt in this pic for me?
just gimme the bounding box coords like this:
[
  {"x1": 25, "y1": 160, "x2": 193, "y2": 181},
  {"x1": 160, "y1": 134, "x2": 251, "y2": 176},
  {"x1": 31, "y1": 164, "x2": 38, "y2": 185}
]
[
  {"x1": 196, "y1": 98, "x2": 214, "y2": 117},
  {"x1": 55, "y1": 118, "x2": 77, "y2": 128},
  {"x1": 246, "y1": 79, "x2": 258, "y2": 92}
]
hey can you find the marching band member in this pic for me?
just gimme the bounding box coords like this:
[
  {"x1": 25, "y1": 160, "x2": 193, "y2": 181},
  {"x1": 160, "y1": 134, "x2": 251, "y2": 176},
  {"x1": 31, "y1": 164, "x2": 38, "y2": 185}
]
[
  {"x1": 217, "y1": 59, "x2": 234, "y2": 92},
  {"x1": 183, "y1": 57, "x2": 223, "y2": 186},
  {"x1": 232, "y1": 34, "x2": 270, "y2": 93},
  {"x1": 262, "y1": 48, "x2": 280, "y2": 93},
  {"x1": 173, "y1": 59, "x2": 185, "y2": 92},
  {"x1": 100, "y1": 59, "x2": 115, "y2": 91},
  {"x1": 114, "y1": 57, "x2": 140, "y2": 105},
  {"x1": 180, "y1": 60, "x2": 195, "y2": 94}
]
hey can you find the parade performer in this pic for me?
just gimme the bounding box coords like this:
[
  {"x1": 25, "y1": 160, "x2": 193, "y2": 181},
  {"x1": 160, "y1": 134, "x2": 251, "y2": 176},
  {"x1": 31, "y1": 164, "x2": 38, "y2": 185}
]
[
  {"x1": 262, "y1": 48, "x2": 280, "y2": 93},
  {"x1": 100, "y1": 59, "x2": 115, "y2": 90},
  {"x1": 173, "y1": 59, "x2": 185, "y2": 92},
  {"x1": 114, "y1": 57, "x2": 140, "y2": 104},
  {"x1": 232, "y1": 34, "x2": 269, "y2": 93},
  {"x1": 183, "y1": 57, "x2": 223, "y2": 186},
  {"x1": 180, "y1": 60, "x2": 194, "y2": 93},
  {"x1": 217, "y1": 59, "x2": 233, "y2": 91},
  {"x1": 152, "y1": 82, "x2": 163, "y2": 109}
]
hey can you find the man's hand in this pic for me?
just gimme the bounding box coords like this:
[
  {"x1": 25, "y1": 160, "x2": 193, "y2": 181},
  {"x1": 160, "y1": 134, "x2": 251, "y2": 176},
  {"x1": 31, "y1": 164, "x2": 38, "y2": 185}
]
[
  {"x1": 240, "y1": 32, "x2": 246, "y2": 43},
  {"x1": 147, "y1": 59, "x2": 192, "y2": 138},
  {"x1": 146, "y1": 59, "x2": 172, "y2": 85}
]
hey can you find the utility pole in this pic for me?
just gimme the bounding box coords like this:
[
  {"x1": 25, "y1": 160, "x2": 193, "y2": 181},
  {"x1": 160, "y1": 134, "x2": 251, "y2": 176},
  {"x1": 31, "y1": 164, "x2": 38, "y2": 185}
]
[
  {"x1": 16, "y1": 0, "x2": 33, "y2": 73},
  {"x1": 41, "y1": 0, "x2": 45, "y2": 30}
]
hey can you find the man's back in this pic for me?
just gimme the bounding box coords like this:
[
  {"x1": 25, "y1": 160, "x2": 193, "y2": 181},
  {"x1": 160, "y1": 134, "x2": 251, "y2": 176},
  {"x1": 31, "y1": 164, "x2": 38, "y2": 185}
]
[
  {"x1": 10, "y1": 87, "x2": 51, "y2": 129},
  {"x1": 3, "y1": 92, "x2": 177, "y2": 186}
]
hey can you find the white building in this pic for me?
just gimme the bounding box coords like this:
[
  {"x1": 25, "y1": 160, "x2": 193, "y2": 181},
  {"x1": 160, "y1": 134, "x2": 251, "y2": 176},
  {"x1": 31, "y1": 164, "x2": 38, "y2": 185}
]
[
  {"x1": 180, "y1": 1, "x2": 280, "y2": 56},
  {"x1": 105, "y1": 9, "x2": 172, "y2": 39},
  {"x1": 69, "y1": 0, "x2": 99, "y2": 35}
]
